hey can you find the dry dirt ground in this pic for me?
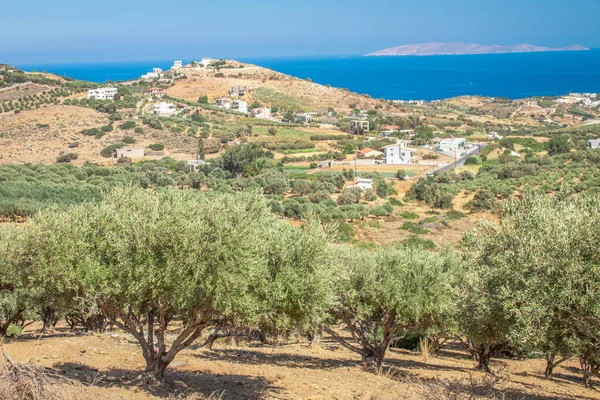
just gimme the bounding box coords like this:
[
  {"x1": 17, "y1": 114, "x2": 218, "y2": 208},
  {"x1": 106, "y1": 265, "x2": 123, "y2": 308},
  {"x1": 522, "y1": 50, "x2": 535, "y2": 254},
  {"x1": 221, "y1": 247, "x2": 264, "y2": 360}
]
[{"x1": 2, "y1": 325, "x2": 598, "y2": 400}]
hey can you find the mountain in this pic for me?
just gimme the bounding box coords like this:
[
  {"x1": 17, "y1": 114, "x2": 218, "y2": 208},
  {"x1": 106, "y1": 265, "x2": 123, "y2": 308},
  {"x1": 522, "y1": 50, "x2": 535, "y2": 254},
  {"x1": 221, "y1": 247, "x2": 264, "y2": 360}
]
[{"x1": 365, "y1": 42, "x2": 590, "y2": 56}]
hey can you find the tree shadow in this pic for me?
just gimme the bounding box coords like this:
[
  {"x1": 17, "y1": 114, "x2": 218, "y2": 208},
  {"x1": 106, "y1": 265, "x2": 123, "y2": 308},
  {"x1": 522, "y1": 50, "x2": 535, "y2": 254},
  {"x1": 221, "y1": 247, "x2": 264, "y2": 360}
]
[{"x1": 52, "y1": 361, "x2": 277, "y2": 399}]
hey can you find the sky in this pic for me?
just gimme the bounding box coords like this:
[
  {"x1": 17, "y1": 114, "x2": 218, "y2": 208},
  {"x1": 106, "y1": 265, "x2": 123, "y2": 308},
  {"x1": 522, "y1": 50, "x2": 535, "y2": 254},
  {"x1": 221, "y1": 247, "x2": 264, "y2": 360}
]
[{"x1": 2, "y1": 0, "x2": 600, "y2": 64}]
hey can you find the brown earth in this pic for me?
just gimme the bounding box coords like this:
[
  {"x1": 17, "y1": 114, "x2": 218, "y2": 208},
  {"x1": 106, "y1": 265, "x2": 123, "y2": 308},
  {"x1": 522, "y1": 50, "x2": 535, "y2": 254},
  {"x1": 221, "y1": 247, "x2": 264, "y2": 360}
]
[{"x1": 2, "y1": 324, "x2": 598, "y2": 400}]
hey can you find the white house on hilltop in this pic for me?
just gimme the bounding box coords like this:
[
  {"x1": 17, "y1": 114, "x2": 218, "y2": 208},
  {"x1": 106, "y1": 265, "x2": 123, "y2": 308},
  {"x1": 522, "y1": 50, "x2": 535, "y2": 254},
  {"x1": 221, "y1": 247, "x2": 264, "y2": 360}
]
[
  {"x1": 172, "y1": 60, "x2": 182, "y2": 70},
  {"x1": 87, "y1": 87, "x2": 117, "y2": 100},
  {"x1": 141, "y1": 68, "x2": 163, "y2": 80},
  {"x1": 215, "y1": 98, "x2": 232, "y2": 109},
  {"x1": 383, "y1": 144, "x2": 416, "y2": 165},
  {"x1": 252, "y1": 107, "x2": 271, "y2": 119},
  {"x1": 153, "y1": 102, "x2": 177, "y2": 116},
  {"x1": 231, "y1": 100, "x2": 248, "y2": 113},
  {"x1": 201, "y1": 58, "x2": 214, "y2": 67}
]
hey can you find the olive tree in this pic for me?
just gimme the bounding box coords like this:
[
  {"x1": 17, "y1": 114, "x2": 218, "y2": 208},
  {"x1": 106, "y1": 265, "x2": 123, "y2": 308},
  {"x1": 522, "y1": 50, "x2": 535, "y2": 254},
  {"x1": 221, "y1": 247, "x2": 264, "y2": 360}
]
[
  {"x1": 325, "y1": 245, "x2": 460, "y2": 369},
  {"x1": 2, "y1": 188, "x2": 332, "y2": 380},
  {"x1": 461, "y1": 190, "x2": 600, "y2": 381}
]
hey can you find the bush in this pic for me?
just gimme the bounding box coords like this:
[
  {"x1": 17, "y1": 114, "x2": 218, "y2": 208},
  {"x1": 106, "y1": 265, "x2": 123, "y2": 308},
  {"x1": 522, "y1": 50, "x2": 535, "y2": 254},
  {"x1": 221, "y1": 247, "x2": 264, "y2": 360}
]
[
  {"x1": 400, "y1": 211, "x2": 419, "y2": 219},
  {"x1": 117, "y1": 156, "x2": 132, "y2": 164},
  {"x1": 55, "y1": 153, "x2": 78, "y2": 163},
  {"x1": 401, "y1": 221, "x2": 430, "y2": 234},
  {"x1": 422, "y1": 154, "x2": 439, "y2": 160},
  {"x1": 388, "y1": 197, "x2": 403, "y2": 206},
  {"x1": 119, "y1": 121, "x2": 137, "y2": 130},
  {"x1": 401, "y1": 235, "x2": 436, "y2": 249},
  {"x1": 148, "y1": 143, "x2": 165, "y2": 151},
  {"x1": 101, "y1": 143, "x2": 125, "y2": 158},
  {"x1": 134, "y1": 127, "x2": 144, "y2": 134},
  {"x1": 268, "y1": 127, "x2": 277, "y2": 136},
  {"x1": 395, "y1": 169, "x2": 407, "y2": 180},
  {"x1": 68, "y1": 142, "x2": 80, "y2": 148},
  {"x1": 6, "y1": 324, "x2": 22, "y2": 337},
  {"x1": 464, "y1": 156, "x2": 481, "y2": 165},
  {"x1": 446, "y1": 210, "x2": 466, "y2": 220},
  {"x1": 122, "y1": 136, "x2": 136, "y2": 144}
]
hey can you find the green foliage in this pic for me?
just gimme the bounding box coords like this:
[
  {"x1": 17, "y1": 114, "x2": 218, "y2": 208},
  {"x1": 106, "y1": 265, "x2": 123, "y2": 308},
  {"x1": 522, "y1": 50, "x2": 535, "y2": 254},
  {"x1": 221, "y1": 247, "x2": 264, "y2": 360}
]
[
  {"x1": 101, "y1": 143, "x2": 125, "y2": 158},
  {"x1": 119, "y1": 120, "x2": 137, "y2": 130},
  {"x1": 400, "y1": 211, "x2": 419, "y2": 219},
  {"x1": 327, "y1": 245, "x2": 460, "y2": 367},
  {"x1": 546, "y1": 134, "x2": 571, "y2": 156},
  {"x1": 401, "y1": 235, "x2": 436, "y2": 249},
  {"x1": 460, "y1": 191, "x2": 600, "y2": 374},
  {"x1": 148, "y1": 143, "x2": 165, "y2": 151},
  {"x1": 2, "y1": 188, "x2": 333, "y2": 379},
  {"x1": 56, "y1": 153, "x2": 79, "y2": 163},
  {"x1": 401, "y1": 222, "x2": 430, "y2": 235},
  {"x1": 446, "y1": 210, "x2": 466, "y2": 220},
  {"x1": 216, "y1": 143, "x2": 274, "y2": 177}
]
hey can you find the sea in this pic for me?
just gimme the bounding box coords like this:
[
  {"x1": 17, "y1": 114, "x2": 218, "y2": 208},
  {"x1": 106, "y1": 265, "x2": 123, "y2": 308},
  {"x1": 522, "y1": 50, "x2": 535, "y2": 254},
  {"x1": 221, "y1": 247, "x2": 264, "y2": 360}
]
[{"x1": 18, "y1": 50, "x2": 600, "y2": 101}]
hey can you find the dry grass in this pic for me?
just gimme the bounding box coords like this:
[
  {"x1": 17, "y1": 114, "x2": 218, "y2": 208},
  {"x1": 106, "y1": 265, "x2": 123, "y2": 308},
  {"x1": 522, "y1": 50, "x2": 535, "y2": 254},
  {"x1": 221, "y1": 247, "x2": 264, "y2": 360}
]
[{"x1": 0, "y1": 348, "x2": 89, "y2": 400}]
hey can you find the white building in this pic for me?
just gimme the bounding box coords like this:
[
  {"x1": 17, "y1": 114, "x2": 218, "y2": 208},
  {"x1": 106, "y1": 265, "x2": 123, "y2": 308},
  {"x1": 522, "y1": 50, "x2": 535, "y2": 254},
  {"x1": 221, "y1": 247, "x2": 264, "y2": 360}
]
[
  {"x1": 187, "y1": 159, "x2": 206, "y2": 172},
  {"x1": 439, "y1": 137, "x2": 466, "y2": 152},
  {"x1": 215, "y1": 98, "x2": 232, "y2": 109},
  {"x1": 87, "y1": 87, "x2": 117, "y2": 100},
  {"x1": 252, "y1": 107, "x2": 271, "y2": 119},
  {"x1": 383, "y1": 145, "x2": 416, "y2": 165},
  {"x1": 153, "y1": 102, "x2": 177, "y2": 116},
  {"x1": 172, "y1": 60, "x2": 182, "y2": 70},
  {"x1": 114, "y1": 147, "x2": 145, "y2": 160},
  {"x1": 589, "y1": 139, "x2": 600, "y2": 149},
  {"x1": 141, "y1": 68, "x2": 163, "y2": 80},
  {"x1": 346, "y1": 178, "x2": 373, "y2": 191},
  {"x1": 201, "y1": 58, "x2": 214, "y2": 67},
  {"x1": 231, "y1": 100, "x2": 248, "y2": 113},
  {"x1": 296, "y1": 113, "x2": 316, "y2": 124}
]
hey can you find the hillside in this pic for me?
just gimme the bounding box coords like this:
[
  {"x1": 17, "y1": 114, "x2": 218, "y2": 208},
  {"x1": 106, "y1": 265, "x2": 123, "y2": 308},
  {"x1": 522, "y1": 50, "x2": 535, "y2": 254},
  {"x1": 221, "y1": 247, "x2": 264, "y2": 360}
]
[{"x1": 365, "y1": 42, "x2": 590, "y2": 56}]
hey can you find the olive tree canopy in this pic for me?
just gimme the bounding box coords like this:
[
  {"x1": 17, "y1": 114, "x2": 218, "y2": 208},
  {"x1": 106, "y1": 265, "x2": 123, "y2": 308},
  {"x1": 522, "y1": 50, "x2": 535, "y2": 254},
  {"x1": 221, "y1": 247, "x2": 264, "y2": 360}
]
[{"x1": 2, "y1": 187, "x2": 332, "y2": 380}]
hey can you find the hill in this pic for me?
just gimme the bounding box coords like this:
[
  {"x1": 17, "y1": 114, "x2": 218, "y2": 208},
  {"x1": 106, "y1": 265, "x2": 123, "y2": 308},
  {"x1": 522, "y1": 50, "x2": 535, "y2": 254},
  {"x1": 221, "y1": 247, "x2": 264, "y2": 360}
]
[{"x1": 365, "y1": 42, "x2": 590, "y2": 56}]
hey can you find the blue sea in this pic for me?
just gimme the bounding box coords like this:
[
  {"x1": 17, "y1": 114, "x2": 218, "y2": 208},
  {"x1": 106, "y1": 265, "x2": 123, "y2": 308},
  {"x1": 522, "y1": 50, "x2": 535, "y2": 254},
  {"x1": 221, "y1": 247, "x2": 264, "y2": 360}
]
[{"x1": 19, "y1": 50, "x2": 600, "y2": 101}]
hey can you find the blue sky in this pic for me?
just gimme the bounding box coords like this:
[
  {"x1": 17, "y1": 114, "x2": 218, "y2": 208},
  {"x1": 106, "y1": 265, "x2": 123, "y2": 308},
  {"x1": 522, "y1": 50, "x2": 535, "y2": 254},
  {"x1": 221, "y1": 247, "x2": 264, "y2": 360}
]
[{"x1": 3, "y1": 0, "x2": 600, "y2": 64}]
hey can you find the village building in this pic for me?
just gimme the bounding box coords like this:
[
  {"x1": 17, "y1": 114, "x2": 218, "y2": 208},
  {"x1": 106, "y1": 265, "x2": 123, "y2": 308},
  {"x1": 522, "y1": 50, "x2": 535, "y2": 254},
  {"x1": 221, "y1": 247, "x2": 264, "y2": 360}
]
[
  {"x1": 153, "y1": 102, "x2": 177, "y2": 116},
  {"x1": 141, "y1": 68, "x2": 163, "y2": 80},
  {"x1": 147, "y1": 87, "x2": 166, "y2": 98},
  {"x1": 357, "y1": 148, "x2": 383, "y2": 158},
  {"x1": 172, "y1": 60, "x2": 182, "y2": 70},
  {"x1": 588, "y1": 139, "x2": 600, "y2": 149},
  {"x1": 252, "y1": 107, "x2": 271, "y2": 119},
  {"x1": 201, "y1": 58, "x2": 214, "y2": 67},
  {"x1": 231, "y1": 100, "x2": 248, "y2": 113},
  {"x1": 215, "y1": 98, "x2": 232, "y2": 109},
  {"x1": 87, "y1": 87, "x2": 117, "y2": 100},
  {"x1": 187, "y1": 159, "x2": 206, "y2": 172},
  {"x1": 229, "y1": 86, "x2": 247, "y2": 97},
  {"x1": 113, "y1": 147, "x2": 145, "y2": 160},
  {"x1": 350, "y1": 120, "x2": 369, "y2": 132},
  {"x1": 346, "y1": 178, "x2": 373, "y2": 191},
  {"x1": 383, "y1": 144, "x2": 416, "y2": 165},
  {"x1": 438, "y1": 137, "x2": 466, "y2": 152},
  {"x1": 295, "y1": 113, "x2": 316, "y2": 124}
]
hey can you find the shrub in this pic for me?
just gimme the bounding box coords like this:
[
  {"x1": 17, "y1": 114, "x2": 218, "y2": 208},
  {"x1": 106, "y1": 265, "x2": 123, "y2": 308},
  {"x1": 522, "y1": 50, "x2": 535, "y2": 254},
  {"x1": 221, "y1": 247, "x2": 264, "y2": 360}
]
[
  {"x1": 422, "y1": 154, "x2": 439, "y2": 160},
  {"x1": 55, "y1": 153, "x2": 78, "y2": 163},
  {"x1": 117, "y1": 156, "x2": 132, "y2": 164},
  {"x1": 134, "y1": 127, "x2": 144, "y2": 134},
  {"x1": 388, "y1": 197, "x2": 403, "y2": 206},
  {"x1": 400, "y1": 211, "x2": 419, "y2": 219},
  {"x1": 401, "y1": 235, "x2": 436, "y2": 249},
  {"x1": 401, "y1": 222, "x2": 430, "y2": 234},
  {"x1": 446, "y1": 210, "x2": 466, "y2": 220},
  {"x1": 122, "y1": 136, "x2": 136, "y2": 144},
  {"x1": 68, "y1": 142, "x2": 80, "y2": 148},
  {"x1": 100, "y1": 143, "x2": 125, "y2": 158},
  {"x1": 148, "y1": 143, "x2": 165, "y2": 151},
  {"x1": 119, "y1": 121, "x2": 137, "y2": 130},
  {"x1": 464, "y1": 156, "x2": 481, "y2": 165},
  {"x1": 395, "y1": 169, "x2": 407, "y2": 180},
  {"x1": 268, "y1": 127, "x2": 277, "y2": 136}
]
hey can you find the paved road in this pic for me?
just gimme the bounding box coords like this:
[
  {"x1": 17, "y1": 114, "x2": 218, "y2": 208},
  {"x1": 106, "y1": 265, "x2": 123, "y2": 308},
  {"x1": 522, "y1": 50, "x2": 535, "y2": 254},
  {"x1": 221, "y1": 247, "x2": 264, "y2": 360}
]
[{"x1": 430, "y1": 143, "x2": 485, "y2": 174}]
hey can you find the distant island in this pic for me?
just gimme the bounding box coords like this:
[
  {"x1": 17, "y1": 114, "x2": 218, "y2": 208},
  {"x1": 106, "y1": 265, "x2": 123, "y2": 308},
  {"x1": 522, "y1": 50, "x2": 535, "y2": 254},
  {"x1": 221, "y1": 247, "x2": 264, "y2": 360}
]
[{"x1": 365, "y1": 42, "x2": 590, "y2": 56}]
